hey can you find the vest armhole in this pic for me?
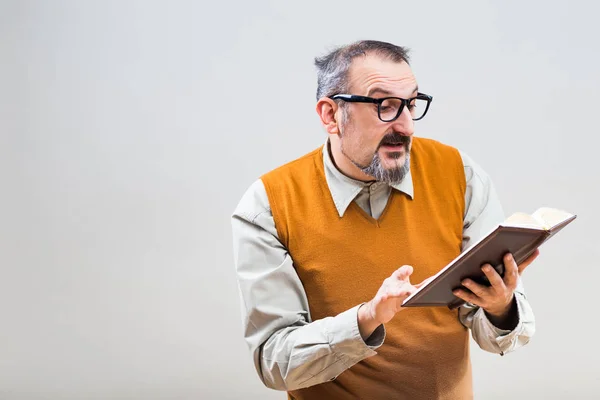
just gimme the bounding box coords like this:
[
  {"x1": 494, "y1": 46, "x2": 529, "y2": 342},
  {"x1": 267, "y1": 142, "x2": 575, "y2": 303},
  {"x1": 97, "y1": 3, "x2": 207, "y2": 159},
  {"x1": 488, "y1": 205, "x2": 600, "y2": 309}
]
[
  {"x1": 452, "y1": 146, "x2": 468, "y2": 219},
  {"x1": 260, "y1": 175, "x2": 289, "y2": 249}
]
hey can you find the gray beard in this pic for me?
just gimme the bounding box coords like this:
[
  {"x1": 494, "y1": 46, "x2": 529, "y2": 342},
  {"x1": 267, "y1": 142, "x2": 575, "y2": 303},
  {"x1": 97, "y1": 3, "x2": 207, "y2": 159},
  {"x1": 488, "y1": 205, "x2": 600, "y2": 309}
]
[
  {"x1": 352, "y1": 150, "x2": 411, "y2": 185},
  {"x1": 337, "y1": 110, "x2": 411, "y2": 185}
]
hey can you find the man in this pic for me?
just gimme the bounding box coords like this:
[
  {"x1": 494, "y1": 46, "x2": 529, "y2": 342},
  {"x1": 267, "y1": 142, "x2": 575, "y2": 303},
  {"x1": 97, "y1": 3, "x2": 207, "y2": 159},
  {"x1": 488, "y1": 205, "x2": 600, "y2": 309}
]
[{"x1": 231, "y1": 40, "x2": 538, "y2": 399}]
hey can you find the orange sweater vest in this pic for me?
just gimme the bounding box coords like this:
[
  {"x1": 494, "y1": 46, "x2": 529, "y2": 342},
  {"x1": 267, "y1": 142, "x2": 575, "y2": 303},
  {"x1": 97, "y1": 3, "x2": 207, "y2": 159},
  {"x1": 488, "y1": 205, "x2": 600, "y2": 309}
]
[{"x1": 261, "y1": 137, "x2": 470, "y2": 399}]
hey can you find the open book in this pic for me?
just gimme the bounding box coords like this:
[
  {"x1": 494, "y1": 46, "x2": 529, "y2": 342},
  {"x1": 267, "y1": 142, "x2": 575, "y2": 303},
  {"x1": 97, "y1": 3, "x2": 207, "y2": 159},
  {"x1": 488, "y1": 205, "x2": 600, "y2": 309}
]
[{"x1": 402, "y1": 207, "x2": 577, "y2": 308}]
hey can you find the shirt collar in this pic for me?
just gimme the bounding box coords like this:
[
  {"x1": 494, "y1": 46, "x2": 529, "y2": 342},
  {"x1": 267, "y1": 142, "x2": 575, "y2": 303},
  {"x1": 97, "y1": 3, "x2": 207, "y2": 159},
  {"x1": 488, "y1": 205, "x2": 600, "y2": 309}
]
[{"x1": 322, "y1": 139, "x2": 414, "y2": 217}]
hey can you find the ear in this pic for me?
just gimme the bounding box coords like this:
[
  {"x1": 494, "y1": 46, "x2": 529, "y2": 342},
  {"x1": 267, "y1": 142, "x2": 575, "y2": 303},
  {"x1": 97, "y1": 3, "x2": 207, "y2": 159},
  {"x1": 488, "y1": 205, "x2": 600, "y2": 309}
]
[{"x1": 316, "y1": 97, "x2": 341, "y2": 135}]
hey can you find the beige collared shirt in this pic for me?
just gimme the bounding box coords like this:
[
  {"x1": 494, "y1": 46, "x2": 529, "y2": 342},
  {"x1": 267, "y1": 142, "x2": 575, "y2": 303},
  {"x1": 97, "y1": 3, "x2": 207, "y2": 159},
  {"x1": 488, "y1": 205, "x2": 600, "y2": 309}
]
[{"x1": 231, "y1": 140, "x2": 535, "y2": 391}]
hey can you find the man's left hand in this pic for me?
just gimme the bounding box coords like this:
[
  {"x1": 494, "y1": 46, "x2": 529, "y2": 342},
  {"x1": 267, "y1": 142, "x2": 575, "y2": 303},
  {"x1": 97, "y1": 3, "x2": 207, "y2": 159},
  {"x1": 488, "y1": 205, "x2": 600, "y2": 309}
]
[{"x1": 453, "y1": 249, "x2": 540, "y2": 319}]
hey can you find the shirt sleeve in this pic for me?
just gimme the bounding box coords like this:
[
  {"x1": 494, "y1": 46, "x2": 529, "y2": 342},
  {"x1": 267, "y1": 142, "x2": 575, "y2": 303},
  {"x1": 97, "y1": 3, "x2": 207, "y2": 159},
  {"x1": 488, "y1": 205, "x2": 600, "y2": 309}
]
[
  {"x1": 231, "y1": 179, "x2": 385, "y2": 391},
  {"x1": 457, "y1": 151, "x2": 536, "y2": 355}
]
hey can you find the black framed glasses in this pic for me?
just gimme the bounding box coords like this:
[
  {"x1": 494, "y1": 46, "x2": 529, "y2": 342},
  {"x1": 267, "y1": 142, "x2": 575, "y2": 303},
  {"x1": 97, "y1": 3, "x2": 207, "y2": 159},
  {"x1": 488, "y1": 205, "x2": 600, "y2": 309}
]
[{"x1": 329, "y1": 92, "x2": 433, "y2": 122}]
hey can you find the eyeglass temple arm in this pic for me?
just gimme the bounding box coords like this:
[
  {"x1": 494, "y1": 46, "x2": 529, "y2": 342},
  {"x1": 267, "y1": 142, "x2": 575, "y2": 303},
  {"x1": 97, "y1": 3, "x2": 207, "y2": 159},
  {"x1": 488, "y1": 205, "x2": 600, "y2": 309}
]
[{"x1": 330, "y1": 94, "x2": 380, "y2": 104}]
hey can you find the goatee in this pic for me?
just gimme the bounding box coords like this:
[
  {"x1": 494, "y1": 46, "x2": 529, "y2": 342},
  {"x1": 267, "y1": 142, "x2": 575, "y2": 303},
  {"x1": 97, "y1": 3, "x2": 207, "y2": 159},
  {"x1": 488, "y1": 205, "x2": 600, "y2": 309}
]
[{"x1": 352, "y1": 132, "x2": 412, "y2": 184}]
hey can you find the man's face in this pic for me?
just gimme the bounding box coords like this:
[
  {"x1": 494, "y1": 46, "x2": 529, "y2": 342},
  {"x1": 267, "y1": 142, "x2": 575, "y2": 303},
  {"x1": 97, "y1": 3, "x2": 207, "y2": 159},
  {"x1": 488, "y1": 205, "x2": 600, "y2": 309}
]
[{"x1": 335, "y1": 56, "x2": 417, "y2": 184}]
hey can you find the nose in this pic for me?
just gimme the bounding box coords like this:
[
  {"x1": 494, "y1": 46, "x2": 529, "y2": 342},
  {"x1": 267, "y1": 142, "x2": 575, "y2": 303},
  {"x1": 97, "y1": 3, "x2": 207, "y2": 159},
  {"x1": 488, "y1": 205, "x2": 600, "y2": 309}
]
[{"x1": 390, "y1": 106, "x2": 414, "y2": 137}]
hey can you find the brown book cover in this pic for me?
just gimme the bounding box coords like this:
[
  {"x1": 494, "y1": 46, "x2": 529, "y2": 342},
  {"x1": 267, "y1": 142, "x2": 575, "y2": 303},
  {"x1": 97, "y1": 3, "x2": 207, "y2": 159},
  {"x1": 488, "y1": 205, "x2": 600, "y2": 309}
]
[{"x1": 402, "y1": 207, "x2": 577, "y2": 308}]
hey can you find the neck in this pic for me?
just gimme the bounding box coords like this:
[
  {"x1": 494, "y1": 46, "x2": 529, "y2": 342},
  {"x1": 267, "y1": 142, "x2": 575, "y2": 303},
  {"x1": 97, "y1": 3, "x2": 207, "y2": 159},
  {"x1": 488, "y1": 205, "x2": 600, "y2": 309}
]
[{"x1": 328, "y1": 136, "x2": 375, "y2": 182}]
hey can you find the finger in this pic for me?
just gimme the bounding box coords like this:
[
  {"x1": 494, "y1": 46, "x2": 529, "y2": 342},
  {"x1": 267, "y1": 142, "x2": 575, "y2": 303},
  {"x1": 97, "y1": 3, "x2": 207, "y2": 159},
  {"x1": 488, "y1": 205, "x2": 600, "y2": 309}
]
[
  {"x1": 387, "y1": 285, "x2": 415, "y2": 299},
  {"x1": 391, "y1": 265, "x2": 413, "y2": 282},
  {"x1": 482, "y1": 264, "x2": 507, "y2": 293},
  {"x1": 453, "y1": 288, "x2": 483, "y2": 308},
  {"x1": 517, "y1": 249, "x2": 540, "y2": 275},
  {"x1": 415, "y1": 276, "x2": 435, "y2": 289},
  {"x1": 461, "y1": 278, "x2": 489, "y2": 298},
  {"x1": 502, "y1": 253, "x2": 519, "y2": 290}
]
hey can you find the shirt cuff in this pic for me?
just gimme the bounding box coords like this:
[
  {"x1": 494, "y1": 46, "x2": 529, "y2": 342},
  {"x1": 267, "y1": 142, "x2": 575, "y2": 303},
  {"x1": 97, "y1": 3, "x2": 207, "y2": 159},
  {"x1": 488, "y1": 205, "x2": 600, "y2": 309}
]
[
  {"x1": 479, "y1": 292, "x2": 525, "y2": 353},
  {"x1": 327, "y1": 304, "x2": 385, "y2": 362}
]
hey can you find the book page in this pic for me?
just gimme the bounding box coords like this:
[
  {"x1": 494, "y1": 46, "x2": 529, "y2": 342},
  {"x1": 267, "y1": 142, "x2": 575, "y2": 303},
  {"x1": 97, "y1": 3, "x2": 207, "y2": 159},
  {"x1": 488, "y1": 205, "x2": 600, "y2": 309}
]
[
  {"x1": 532, "y1": 207, "x2": 575, "y2": 229},
  {"x1": 501, "y1": 212, "x2": 544, "y2": 229}
]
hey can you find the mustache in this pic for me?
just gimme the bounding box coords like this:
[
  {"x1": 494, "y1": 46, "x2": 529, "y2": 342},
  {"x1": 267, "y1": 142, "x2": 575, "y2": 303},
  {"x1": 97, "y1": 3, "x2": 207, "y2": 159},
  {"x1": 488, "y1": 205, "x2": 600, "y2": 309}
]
[{"x1": 378, "y1": 132, "x2": 411, "y2": 148}]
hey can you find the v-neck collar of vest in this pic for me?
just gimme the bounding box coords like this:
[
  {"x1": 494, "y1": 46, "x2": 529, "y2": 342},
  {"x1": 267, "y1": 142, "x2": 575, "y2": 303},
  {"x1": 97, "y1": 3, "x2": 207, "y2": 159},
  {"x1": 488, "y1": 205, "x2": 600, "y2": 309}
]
[{"x1": 322, "y1": 140, "x2": 414, "y2": 218}]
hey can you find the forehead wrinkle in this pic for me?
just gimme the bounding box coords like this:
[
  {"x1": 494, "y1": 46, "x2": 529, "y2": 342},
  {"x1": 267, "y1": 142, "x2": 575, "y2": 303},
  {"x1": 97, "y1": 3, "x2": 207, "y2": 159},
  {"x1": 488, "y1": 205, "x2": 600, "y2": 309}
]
[
  {"x1": 364, "y1": 75, "x2": 418, "y2": 98},
  {"x1": 349, "y1": 66, "x2": 417, "y2": 97},
  {"x1": 365, "y1": 74, "x2": 415, "y2": 90}
]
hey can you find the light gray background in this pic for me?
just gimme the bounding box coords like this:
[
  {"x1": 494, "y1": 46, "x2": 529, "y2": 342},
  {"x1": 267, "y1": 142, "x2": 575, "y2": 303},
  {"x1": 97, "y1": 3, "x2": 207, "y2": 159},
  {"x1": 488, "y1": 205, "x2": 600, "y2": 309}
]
[{"x1": 1, "y1": 0, "x2": 598, "y2": 399}]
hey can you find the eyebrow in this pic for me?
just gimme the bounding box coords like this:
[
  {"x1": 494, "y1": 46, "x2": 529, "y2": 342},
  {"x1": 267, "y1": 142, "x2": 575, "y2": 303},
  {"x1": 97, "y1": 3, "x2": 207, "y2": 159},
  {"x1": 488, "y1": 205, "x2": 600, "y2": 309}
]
[{"x1": 367, "y1": 85, "x2": 419, "y2": 97}]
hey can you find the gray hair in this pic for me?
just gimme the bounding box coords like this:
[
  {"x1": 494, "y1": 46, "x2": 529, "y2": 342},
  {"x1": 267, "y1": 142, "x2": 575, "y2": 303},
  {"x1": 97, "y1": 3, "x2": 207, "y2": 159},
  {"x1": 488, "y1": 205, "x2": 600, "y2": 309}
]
[{"x1": 314, "y1": 40, "x2": 411, "y2": 101}]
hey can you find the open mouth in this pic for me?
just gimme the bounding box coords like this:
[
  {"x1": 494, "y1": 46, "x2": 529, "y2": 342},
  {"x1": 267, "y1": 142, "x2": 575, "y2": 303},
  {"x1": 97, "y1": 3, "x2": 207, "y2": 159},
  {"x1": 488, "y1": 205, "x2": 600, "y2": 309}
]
[
  {"x1": 379, "y1": 133, "x2": 410, "y2": 153},
  {"x1": 381, "y1": 143, "x2": 405, "y2": 150}
]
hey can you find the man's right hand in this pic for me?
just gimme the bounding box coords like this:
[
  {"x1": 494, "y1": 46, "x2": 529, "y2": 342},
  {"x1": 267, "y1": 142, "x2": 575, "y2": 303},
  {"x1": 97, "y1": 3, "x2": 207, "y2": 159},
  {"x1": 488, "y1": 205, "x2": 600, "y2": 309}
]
[{"x1": 357, "y1": 265, "x2": 431, "y2": 340}]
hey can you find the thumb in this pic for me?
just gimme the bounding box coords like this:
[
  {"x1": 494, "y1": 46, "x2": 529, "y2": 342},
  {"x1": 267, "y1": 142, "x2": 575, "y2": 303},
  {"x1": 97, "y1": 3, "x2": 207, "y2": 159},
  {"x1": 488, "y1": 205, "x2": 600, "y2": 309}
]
[
  {"x1": 392, "y1": 265, "x2": 413, "y2": 281},
  {"x1": 518, "y1": 249, "x2": 540, "y2": 275}
]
